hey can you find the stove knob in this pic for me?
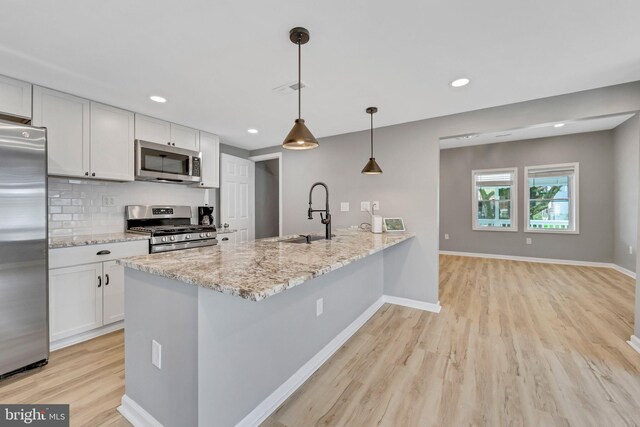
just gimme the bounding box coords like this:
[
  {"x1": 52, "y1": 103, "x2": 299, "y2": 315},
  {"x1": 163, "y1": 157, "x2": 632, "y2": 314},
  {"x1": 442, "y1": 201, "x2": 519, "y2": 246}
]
[
  {"x1": 206, "y1": 232, "x2": 212, "y2": 237},
  {"x1": 185, "y1": 234, "x2": 191, "y2": 239},
  {"x1": 161, "y1": 237, "x2": 167, "y2": 242},
  {"x1": 200, "y1": 233, "x2": 205, "y2": 238},
  {"x1": 170, "y1": 236, "x2": 176, "y2": 241}
]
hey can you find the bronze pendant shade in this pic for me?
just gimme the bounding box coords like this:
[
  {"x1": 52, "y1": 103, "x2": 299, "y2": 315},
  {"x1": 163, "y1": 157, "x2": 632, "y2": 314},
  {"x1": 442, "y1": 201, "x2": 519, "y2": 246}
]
[
  {"x1": 282, "y1": 27, "x2": 318, "y2": 150},
  {"x1": 361, "y1": 107, "x2": 383, "y2": 174}
]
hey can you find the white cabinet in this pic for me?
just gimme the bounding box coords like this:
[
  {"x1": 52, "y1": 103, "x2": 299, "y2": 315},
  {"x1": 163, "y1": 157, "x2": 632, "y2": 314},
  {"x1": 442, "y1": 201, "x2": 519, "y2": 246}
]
[
  {"x1": 48, "y1": 240, "x2": 148, "y2": 346},
  {"x1": 90, "y1": 102, "x2": 134, "y2": 181},
  {"x1": 134, "y1": 114, "x2": 171, "y2": 146},
  {"x1": 0, "y1": 75, "x2": 32, "y2": 119},
  {"x1": 135, "y1": 114, "x2": 200, "y2": 151},
  {"x1": 33, "y1": 87, "x2": 134, "y2": 181},
  {"x1": 195, "y1": 131, "x2": 220, "y2": 188},
  {"x1": 218, "y1": 232, "x2": 237, "y2": 244},
  {"x1": 33, "y1": 86, "x2": 90, "y2": 178},
  {"x1": 171, "y1": 123, "x2": 200, "y2": 151},
  {"x1": 49, "y1": 263, "x2": 103, "y2": 342},
  {"x1": 102, "y1": 260, "x2": 125, "y2": 324}
]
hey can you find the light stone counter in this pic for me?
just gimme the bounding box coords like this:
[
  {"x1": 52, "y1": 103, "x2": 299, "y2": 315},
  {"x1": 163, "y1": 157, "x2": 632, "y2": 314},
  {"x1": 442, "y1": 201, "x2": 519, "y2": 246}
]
[
  {"x1": 49, "y1": 232, "x2": 150, "y2": 249},
  {"x1": 119, "y1": 229, "x2": 415, "y2": 301}
]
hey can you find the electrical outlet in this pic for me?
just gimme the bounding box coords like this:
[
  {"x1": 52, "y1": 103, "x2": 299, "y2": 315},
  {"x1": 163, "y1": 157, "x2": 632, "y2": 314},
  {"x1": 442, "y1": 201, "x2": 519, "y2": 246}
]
[
  {"x1": 360, "y1": 201, "x2": 371, "y2": 212},
  {"x1": 152, "y1": 340, "x2": 162, "y2": 369},
  {"x1": 340, "y1": 202, "x2": 350, "y2": 212},
  {"x1": 372, "y1": 201, "x2": 380, "y2": 211},
  {"x1": 444, "y1": 234, "x2": 450, "y2": 240},
  {"x1": 526, "y1": 238, "x2": 532, "y2": 245},
  {"x1": 102, "y1": 196, "x2": 116, "y2": 206},
  {"x1": 630, "y1": 246, "x2": 634, "y2": 255},
  {"x1": 316, "y1": 298, "x2": 323, "y2": 317}
]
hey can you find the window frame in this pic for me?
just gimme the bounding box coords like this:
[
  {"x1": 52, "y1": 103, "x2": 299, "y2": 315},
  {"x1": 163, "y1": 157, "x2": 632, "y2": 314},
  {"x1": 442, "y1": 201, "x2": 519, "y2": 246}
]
[
  {"x1": 524, "y1": 162, "x2": 579, "y2": 234},
  {"x1": 471, "y1": 167, "x2": 518, "y2": 232}
]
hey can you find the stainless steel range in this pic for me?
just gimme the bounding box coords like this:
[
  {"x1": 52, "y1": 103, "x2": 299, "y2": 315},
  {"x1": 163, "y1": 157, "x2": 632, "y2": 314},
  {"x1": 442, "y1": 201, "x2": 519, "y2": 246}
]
[{"x1": 126, "y1": 205, "x2": 217, "y2": 253}]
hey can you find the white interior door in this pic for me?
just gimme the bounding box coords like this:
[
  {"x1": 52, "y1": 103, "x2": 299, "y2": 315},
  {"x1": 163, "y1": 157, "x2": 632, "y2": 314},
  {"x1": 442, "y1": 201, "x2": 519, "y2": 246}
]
[{"x1": 221, "y1": 154, "x2": 255, "y2": 243}]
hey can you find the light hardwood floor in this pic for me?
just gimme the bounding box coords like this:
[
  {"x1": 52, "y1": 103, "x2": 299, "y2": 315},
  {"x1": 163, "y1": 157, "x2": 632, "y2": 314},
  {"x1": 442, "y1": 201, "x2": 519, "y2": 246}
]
[
  {"x1": 0, "y1": 330, "x2": 129, "y2": 427},
  {"x1": 1, "y1": 256, "x2": 639, "y2": 426},
  {"x1": 264, "y1": 256, "x2": 640, "y2": 426}
]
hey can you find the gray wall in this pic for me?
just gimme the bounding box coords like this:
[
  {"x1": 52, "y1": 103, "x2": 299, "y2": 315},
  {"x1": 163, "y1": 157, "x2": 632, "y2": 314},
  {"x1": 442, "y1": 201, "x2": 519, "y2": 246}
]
[
  {"x1": 440, "y1": 131, "x2": 615, "y2": 262},
  {"x1": 613, "y1": 115, "x2": 640, "y2": 273},
  {"x1": 255, "y1": 159, "x2": 279, "y2": 238}
]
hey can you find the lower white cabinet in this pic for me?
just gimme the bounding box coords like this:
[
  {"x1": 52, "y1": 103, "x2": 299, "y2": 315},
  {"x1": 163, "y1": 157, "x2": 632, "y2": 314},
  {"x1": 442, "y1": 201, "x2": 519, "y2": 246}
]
[
  {"x1": 49, "y1": 263, "x2": 103, "y2": 342},
  {"x1": 48, "y1": 240, "x2": 148, "y2": 345}
]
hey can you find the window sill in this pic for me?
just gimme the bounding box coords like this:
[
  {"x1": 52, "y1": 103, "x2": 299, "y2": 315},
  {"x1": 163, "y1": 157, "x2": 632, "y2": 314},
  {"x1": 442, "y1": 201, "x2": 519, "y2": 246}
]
[
  {"x1": 472, "y1": 227, "x2": 518, "y2": 232},
  {"x1": 525, "y1": 228, "x2": 579, "y2": 235}
]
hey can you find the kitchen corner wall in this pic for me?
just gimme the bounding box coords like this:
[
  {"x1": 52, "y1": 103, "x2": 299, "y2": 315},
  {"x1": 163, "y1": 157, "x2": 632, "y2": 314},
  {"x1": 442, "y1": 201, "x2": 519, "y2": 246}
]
[
  {"x1": 47, "y1": 177, "x2": 215, "y2": 238},
  {"x1": 613, "y1": 115, "x2": 640, "y2": 273}
]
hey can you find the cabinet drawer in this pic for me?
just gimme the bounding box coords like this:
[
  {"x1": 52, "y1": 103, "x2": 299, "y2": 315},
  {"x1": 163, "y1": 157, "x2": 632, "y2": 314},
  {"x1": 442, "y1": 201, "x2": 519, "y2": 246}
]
[{"x1": 49, "y1": 240, "x2": 148, "y2": 269}]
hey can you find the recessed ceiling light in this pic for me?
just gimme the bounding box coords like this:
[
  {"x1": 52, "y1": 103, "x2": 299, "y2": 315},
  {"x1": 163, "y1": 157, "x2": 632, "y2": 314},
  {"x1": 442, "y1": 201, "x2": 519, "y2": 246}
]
[
  {"x1": 456, "y1": 133, "x2": 479, "y2": 140},
  {"x1": 149, "y1": 95, "x2": 167, "y2": 103},
  {"x1": 450, "y1": 78, "x2": 470, "y2": 88},
  {"x1": 247, "y1": 129, "x2": 258, "y2": 134},
  {"x1": 553, "y1": 123, "x2": 565, "y2": 128}
]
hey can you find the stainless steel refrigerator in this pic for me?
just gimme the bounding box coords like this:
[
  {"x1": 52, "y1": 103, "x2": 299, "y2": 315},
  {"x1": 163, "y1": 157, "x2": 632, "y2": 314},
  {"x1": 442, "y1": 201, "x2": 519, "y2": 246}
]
[{"x1": 0, "y1": 121, "x2": 48, "y2": 379}]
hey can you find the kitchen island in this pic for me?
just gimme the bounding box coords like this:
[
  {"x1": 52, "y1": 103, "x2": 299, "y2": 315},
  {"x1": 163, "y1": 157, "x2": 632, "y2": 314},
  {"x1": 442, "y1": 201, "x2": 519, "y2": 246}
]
[{"x1": 118, "y1": 230, "x2": 415, "y2": 427}]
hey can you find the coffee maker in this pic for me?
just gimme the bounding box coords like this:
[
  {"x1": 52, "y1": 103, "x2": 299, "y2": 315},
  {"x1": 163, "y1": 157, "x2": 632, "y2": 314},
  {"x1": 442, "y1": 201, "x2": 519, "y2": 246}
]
[{"x1": 198, "y1": 206, "x2": 215, "y2": 226}]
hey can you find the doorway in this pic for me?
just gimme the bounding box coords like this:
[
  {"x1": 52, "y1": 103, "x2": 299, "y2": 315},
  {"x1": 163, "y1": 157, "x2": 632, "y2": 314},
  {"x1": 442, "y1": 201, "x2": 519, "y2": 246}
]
[
  {"x1": 220, "y1": 153, "x2": 255, "y2": 243},
  {"x1": 249, "y1": 153, "x2": 282, "y2": 238}
]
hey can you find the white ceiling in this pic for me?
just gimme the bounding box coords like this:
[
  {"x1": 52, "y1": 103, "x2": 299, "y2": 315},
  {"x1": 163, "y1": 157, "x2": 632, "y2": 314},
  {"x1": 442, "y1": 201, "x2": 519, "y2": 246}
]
[
  {"x1": 439, "y1": 113, "x2": 635, "y2": 149},
  {"x1": 1, "y1": 1, "x2": 640, "y2": 150}
]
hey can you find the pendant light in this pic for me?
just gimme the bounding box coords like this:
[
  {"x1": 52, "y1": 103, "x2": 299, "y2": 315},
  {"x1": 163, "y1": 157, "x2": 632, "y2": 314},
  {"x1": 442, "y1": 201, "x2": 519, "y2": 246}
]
[
  {"x1": 361, "y1": 107, "x2": 383, "y2": 174},
  {"x1": 282, "y1": 27, "x2": 318, "y2": 150}
]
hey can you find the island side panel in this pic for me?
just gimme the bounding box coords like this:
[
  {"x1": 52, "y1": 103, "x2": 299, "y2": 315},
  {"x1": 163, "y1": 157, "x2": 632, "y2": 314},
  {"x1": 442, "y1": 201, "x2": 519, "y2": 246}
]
[
  {"x1": 124, "y1": 268, "x2": 199, "y2": 427},
  {"x1": 197, "y1": 251, "x2": 384, "y2": 426}
]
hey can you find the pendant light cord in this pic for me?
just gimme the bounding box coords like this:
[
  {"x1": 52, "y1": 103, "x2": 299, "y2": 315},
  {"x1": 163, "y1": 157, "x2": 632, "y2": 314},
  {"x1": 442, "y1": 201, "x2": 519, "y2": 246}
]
[
  {"x1": 298, "y1": 38, "x2": 302, "y2": 120},
  {"x1": 370, "y1": 112, "x2": 374, "y2": 158}
]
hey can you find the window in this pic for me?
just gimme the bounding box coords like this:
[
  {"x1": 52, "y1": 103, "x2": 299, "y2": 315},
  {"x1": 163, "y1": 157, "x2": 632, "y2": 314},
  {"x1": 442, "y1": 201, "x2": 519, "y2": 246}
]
[
  {"x1": 472, "y1": 168, "x2": 517, "y2": 231},
  {"x1": 525, "y1": 163, "x2": 579, "y2": 233}
]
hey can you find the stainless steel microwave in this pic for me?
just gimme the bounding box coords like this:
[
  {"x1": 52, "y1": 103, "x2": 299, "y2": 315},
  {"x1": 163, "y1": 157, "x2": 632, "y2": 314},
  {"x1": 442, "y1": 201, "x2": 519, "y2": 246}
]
[{"x1": 135, "y1": 140, "x2": 201, "y2": 183}]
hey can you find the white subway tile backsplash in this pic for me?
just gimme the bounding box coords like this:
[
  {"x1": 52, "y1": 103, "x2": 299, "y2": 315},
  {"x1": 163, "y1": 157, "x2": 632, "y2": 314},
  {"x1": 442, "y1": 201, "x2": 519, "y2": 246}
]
[{"x1": 47, "y1": 177, "x2": 215, "y2": 238}]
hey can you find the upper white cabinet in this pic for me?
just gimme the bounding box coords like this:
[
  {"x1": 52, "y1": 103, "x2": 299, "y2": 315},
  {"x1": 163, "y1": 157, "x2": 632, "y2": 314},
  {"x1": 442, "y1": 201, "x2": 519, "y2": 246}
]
[
  {"x1": 0, "y1": 75, "x2": 32, "y2": 119},
  {"x1": 171, "y1": 123, "x2": 200, "y2": 151},
  {"x1": 134, "y1": 114, "x2": 171, "y2": 146},
  {"x1": 196, "y1": 131, "x2": 220, "y2": 188},
  {"x1": 135, "y1": 114, "x2": 200, "y2": 151},
  {"x1": 33, "y1": 87, "x2": 134, "y2": 181},
  {"x1": 33, "y1": 86, "x2": 90, "y2": 178},
  {"x1": 90, "y1": 102, "x2": 134, "y2": 181}
]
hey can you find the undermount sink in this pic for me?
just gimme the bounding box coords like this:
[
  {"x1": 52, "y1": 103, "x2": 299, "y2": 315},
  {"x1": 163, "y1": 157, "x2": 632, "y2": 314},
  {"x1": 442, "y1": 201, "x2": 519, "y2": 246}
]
[{"x1": 282, "y1": 234, "x2": 335, "y2": 244}]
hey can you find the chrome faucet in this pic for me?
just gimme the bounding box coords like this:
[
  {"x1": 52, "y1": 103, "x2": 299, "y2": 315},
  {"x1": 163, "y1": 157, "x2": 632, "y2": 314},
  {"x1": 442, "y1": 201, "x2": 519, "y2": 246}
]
[{"x1": 308, "y1": 182, "x2": 331, "y2": 240}]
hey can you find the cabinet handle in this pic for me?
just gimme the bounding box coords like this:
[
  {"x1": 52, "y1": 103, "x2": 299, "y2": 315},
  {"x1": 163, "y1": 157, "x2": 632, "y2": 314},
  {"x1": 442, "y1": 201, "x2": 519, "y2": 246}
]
[
  {"x1": 222, "y1": 237, "x2": 229, "y2": 241},
  {"x1": 96, "y1": 250, "x2": 111, "y2": 255},
  {"x1": 98, "y1": 276, "x2": 102, "y2": 288},
  {"x1": 105, "y1": 274, "x2": 110, "y2": 286},
  {"x1": 85, "y1": 172, "x2": 89, "y2": 176},
  {"x1": 167, "y1": 142, "x2": 171, "y2": 145},
  {"x1": 172, "y1": 143, "x2": 176, "y2": 146},
  {"x1": 92, "y1": 172, "x2": 96, "y2": 176}
]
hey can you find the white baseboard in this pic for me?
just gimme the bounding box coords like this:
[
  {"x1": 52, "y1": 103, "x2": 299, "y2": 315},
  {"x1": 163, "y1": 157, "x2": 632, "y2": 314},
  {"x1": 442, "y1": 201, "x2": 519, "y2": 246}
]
[
  {"x1": 382, "y1": 295, "x2": 441, "y2": 313},
  {"x1": 440, "y1": 251, "x2": 637, "y2": 280},
  {"x1": 50, "y1": 321, "x2": 124, "y2": 352},
  {"x1": 611, "y1": 264, "x2": 637, "y2": 279},
  {"x1": 628, "y1": 335, "x2": 640, "y2": 355},
  {"x1": 118, "y1": 394, "x2": 163, "y2": 427},
  {"x1": 236, "y1": 296, "x2": 386, "y2": 427}
]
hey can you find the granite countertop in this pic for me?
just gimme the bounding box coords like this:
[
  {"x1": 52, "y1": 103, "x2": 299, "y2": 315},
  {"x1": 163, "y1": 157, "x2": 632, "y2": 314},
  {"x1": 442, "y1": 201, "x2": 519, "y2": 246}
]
[
  {"x1": 119, "y1": 230, "x2": 415, "y2": 301},
  {"x1": 49, "y1": 232, "x2": 150, "y2": 249}
]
